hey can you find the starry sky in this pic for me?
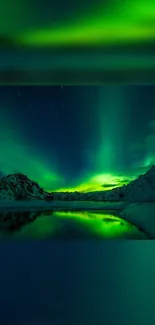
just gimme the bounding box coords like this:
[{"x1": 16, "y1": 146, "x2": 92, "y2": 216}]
[{"x1": 0, "y1": 85, "x2": 155, "y2": 192}]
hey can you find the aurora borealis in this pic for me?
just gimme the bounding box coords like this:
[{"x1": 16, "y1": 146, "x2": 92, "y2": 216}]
[
  {"x1": 1, "y1": 0, "x2": 155, "y2": 47},
  {"x1": 0, "y1": 83, "x2": 155, "y2": 324},
  {"x1": 0, "y1": 85, "x2": 155, "y2": 192},
  {"x1": 1, "y1": 0, "x2": 155, "y2": 84}
]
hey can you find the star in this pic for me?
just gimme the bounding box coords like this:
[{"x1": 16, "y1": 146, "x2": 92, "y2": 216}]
[{"x1": 28, "y1": 103, "x2": 32, "y2": 107}]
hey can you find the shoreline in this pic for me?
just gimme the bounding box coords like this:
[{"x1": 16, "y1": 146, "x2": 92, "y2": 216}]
[
  {"x1": 0, "y1": 201, "x2": 155, "y2": 239},
  {"x1": 0, "y1": 201, "x2": 128, "y2": 211}
]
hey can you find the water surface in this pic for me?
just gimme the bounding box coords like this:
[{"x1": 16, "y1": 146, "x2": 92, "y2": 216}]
[{"x1": 0, "y1": 210, "x2": 148, "y2": 239}]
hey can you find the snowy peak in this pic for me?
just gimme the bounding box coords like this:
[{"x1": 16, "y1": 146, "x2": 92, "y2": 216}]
[
  {"x1": 51, "y1": 166, "x2": 155, "y2": 202},
  {"x1": 0, "y1": 173, "x2": 53, "y2": 201},
  {"x1": 104, "y1": 165, "x2": 155, "y2": 202},
  {"x1": 1, "y1": 166, "x2": 155, "y2": 202}
]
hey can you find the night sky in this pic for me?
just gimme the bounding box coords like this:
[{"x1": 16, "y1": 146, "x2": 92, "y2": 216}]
[
  {"x1": 1, "y1": 3, "x2": 155, "y2": 324},
  {"x1": 1, "y1": 85, "x2": 155, "y2": 325},
  {"x1": 0, "y1": 85, "x2": 155, "y2": 192}
]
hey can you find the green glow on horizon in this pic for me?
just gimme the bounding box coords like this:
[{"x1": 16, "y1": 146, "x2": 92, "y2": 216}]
[
  {"x1": 17, "y1": 0, "x2": 155, "y2": 47},
  {"x1": 1, "y1": 88, "x2": 155, "y2": 195},
  {"x1": 54, "y1": 172, "x2": 132, "y2": 193},
  {"x1": 0, "y1": 101, "x2": 135, "y2": 194}
]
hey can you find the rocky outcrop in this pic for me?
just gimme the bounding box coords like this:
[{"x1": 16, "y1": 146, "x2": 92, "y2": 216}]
[{"x1": 0, "y1": 173, "x2": 53, "y2": 201}]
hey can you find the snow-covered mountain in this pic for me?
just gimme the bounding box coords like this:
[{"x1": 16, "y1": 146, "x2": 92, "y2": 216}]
[
  {"x1": 104, "y1": 165, "x2": 155, "y2": 202},
  {"x1": 1, "y1": 166, "x2": 155, "y2": 202},
  {"x1": 51, "y1": 165, "x2": 155, "y2": 202},
  {"x1": 0, "y1": 173, "x2": 53, "y2": 201}
]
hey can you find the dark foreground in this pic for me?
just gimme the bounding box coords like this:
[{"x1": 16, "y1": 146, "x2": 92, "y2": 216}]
[
  {"x1": 0, "y1": 208, "x2": 152, "y2": 324},
  {"x1": 0, "y1": 241, "x2": 155, "y2": 325}
]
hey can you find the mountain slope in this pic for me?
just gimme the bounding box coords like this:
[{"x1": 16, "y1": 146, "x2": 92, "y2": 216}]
[
  {"x1": 104, "y1": 165, "x2": 155, "y2": 202},
  {"x1": 51, "y1": 165, "x2": 155, "y2": 202},
  {"x1": 0, "y1": 173, "x2": 53, "y2": 201},
  {"x1": 1, "y1": 166, "x2": 155, "y2": 202}
]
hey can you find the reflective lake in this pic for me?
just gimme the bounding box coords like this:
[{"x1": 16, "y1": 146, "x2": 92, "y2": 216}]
[
  {"x1": 0, "y1": 210, "x2": 148, "y2": 239},
  {"x1": 0, "y1": 209, "x2": 151, "y2": 325}
]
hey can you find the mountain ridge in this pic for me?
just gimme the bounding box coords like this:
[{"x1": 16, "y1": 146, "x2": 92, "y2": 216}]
[
  {"x1": 0, "y1": 166, "x2": 155, "y2": 202},
  {"x1": 0, "y1": 173, "x2": 53, "y2": 201},
  {"x1": 51, "y1": 165, "x2": 155, "y2": 202}
]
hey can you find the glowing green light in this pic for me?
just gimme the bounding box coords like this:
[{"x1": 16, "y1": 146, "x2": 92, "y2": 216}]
[
  {"x1": 0, "y1": 110, "x2": 63, "y2": 190},
  {"x1": 18, "y1": 24, "x2": 155, "y2": 47},
  {"x1": 54, "y1": 172, "x2": 132, "y2": 193},
  {"x1": 12, "y1": 210, "x2": 145, "y2": 239},
  {"x1": 17, "y1": 0, "x2": 155, "y2": 47},
  {"x1": 53, "y1": 211, "x2": 146, "y2": 238},
  {"x1": 25, "y1": 211, "x2": 145, "y2": 238}
]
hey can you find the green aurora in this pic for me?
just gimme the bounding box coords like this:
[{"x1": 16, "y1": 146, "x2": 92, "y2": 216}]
[
  {"x1": 19, "y1": 1, "x2": 155, "y2": 48},
  {"x1": 0, "y1": 90, "x2": 133, "y2": 192},
  {"x1": 0, "y1": 108, "x2": 63, "y2": 190},
  {"x1": 1, "y1": 0, "x2": 155, "y2": 48},
  {"x1": 0, "y1": 86, "x2": 154, "y2": 193},
  {"x1": 1, "y1": 1, "x2": 155, "y2": 85}
]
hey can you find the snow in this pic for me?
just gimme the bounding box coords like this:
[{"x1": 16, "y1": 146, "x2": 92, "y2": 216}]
[
  {"x1": 1, "y1": 167, "x2": 155, "y2": 238},
  {"x1": 0, "y1": 173, "x2": 53, "y2": 201},
  {"x1": 120, "y1": 203, "x2": 155, "y2": 238},
  {"x1": 0, "y1": 200, "x2": 128, "y2": 211},
  {"x1": 52, "y1": 165, "x2": 155, "y2": 202},
  {"x1": 0, "y1": 200, "x2": 155, "y2": 239}
]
